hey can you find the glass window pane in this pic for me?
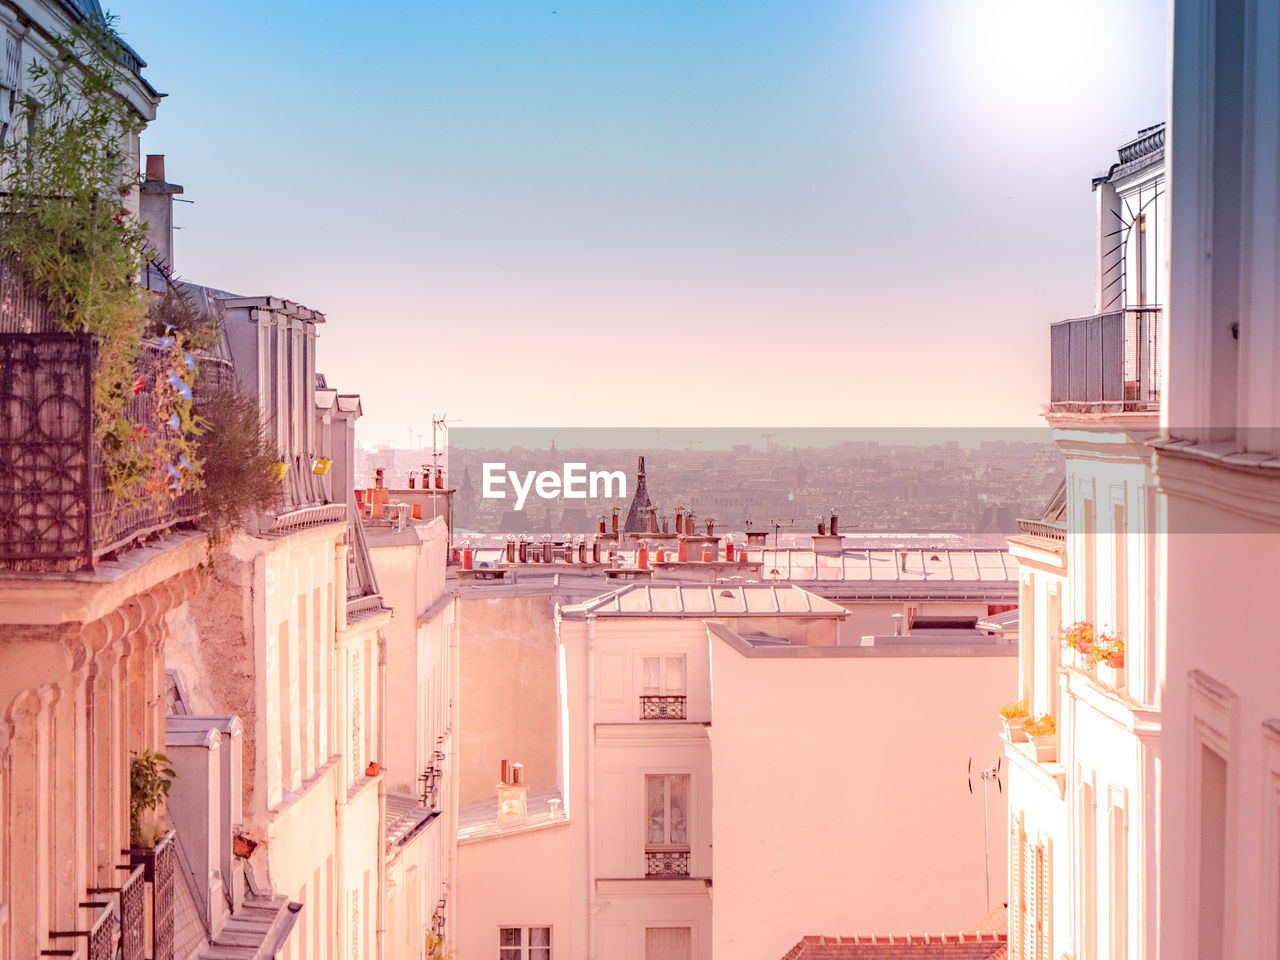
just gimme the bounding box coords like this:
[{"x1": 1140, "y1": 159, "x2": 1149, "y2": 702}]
[
  {"x1": 500, "y1": 951, "x2": 521, "y2": 960},
  {"x1": 665, "y1": 657, "x2": 685, "y2": 694},
  {"x1": 500, "y1": 928, "x2": 521, "y2": 946},
  {"x1": 646, "y1": 775, "x2": 665, "y2": 844},
  {"x1": 669, "y1": 776, "x2": 689, "y2": 845},
  {"x1": 530, "y1": 928, "x2": 551, "y2": 947},
  {"x1": 642, "y1": 657, "x2": 660, "y2": 693},
  {"x1": 531, "y1": 951, "x2": 551, "y2": 960}
]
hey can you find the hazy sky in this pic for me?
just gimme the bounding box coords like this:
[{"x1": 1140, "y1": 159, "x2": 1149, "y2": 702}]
[{"x1": 109, "y1": 0, "x2": 1167, "y2": 444}]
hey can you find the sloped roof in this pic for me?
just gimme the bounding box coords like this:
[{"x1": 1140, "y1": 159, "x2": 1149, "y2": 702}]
[
  {"x1": 560, "y1": 582, "x2": 849, "y2": 618},
  {"x1": 756, "y1": 548, "x2": 1018, "y2": 585},
  {"x1": 780, "y1": 934, "x2": 1007, "y2": 959}
]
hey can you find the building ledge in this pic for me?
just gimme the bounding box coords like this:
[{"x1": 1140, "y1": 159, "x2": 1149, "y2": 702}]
[
  {"x1": 1002, "y1": 734, "x2": 1065, "y2": 800},
  {"x1": 1063, "y1": 666, "x2": 1161, "y2": 741},
  {"x1": 595, "y1": 877, "x2": 711, "y2": 897},
  {"x1": 595, "y1": 721, "x2": 710, "y2": 744}
]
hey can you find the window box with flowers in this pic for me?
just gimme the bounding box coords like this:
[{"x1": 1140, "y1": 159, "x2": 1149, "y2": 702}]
[
  {"x1": 999, "y1": 699, "x2": 1030, "y2": 742},
  {"x1": 1023, "y1": 714, "x2": 1057, "y2": 763},
  {"x1": 1062, "y1": 621, "x2": 1125, "y2": 686}
]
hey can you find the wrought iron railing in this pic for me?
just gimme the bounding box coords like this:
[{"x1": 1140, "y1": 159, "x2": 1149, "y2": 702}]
[
  {"x1": 1015, "y1": 518, "x2": 1067, "y2": 541},
  {"x1": 1050, "y1": 307, "x2": 1161, "y2": 410},
  {"x1": 640, "y1": 695, "x2": 687, "y2": 720},
  {"x1": 119, "y1": 865, "x2": 145, "y2": 960},
  {"x1": 0, "y1": 332, "x2": 232, "y2": 570},
  {"x1": 645, "y1": 850, "x2": 691, "y2": 877},
  {"x1": 45, "y1": 903, "x2": 112, "y2": 960}
]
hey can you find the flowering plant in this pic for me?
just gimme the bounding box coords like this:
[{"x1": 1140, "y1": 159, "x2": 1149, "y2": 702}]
[
  {"x1": 1062, "y1": 621, "x2": 1124, "y2": 666},
  {"x1": 998, "y1": 699, "x2": 1029, "y2": 720},
  {"x1": 1024, "y1": 714, "x2": 1056, "y2": 737}
]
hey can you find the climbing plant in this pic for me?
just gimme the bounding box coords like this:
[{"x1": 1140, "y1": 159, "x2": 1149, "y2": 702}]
[{"x1": 0, "y1": 18, "x2": 204, "y2": 526}]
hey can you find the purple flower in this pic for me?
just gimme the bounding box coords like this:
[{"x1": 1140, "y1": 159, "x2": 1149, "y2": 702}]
[
  {"x1": 179, "y1": 455, "x2": 192, "y2": 470},
  {"x1": 166, "y1": 463, "x2": 181, "y2": 479},
  {"x1": 184, "y1": 352, "x2": 195, "y2": 370},
  {"x1": 178, "y1": 382, "x2": 192, "y2": 400},
  {"x1": 167, "y1": 414, "x2": 180, "y2": 430},
  {"x1": 158, "y1": 336, "x2": 174, "y2": 348}
]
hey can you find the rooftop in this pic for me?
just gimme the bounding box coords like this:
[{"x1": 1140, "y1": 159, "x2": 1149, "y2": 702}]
[
  {"x1": 780, "y1": 934, "x2": 1007, "y2": 959},
  {"x1": 559, "y1": 582, "x2": 850, "y2": 619}
]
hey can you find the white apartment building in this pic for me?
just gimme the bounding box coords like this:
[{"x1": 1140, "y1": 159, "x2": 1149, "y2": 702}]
[
  {"x1": 1157, "y1": 1, "x2": 1280, "y2": 956},
  {"x1": 456, "y1": 579, "x2": 1017, "y2": 960},
  {"x1": 1004, "y1": 125, "x2": 1167, "y2": 960}
]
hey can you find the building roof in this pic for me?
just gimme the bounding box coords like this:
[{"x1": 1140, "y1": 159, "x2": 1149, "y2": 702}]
[
  {"x1": 385, "y1": 793, "x2": 438, "y2": 847},
  {"x1": 756, "y1": 547, "x2": 1018, "y2": 588},
  {"x1": 780, "y1": 934, "x2": 1007, "y2": 959},
  {"x1": 560, "y1": 582, "x2": 849, "y2": 619}
]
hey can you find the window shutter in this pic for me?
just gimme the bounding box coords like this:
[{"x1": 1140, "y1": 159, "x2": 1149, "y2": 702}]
[
  {"x1": 1010, "y1": 819, "x2": 1023, "y2": 959},
  {"x1": 1036, "y1": 842, "x2": 1050, "y2": 960},
  {"x1": 1022, "y1": 833, "x2": 1035, "y2": 960}
]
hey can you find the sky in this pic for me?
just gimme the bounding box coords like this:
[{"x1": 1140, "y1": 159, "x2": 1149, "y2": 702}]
[{"x1": 108, "y1": 0, "x2": 1168, "y2": 445}]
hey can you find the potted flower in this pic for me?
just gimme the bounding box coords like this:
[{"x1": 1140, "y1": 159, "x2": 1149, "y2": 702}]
[
  {"x1": 312, "y1": 456, "x2": 332, "y2": 476},
  {"x1": 127, "y1": 749, "x2": 177, "y2": 878},
  {"x1": 1094, "y1": 633, "x2": 1125, "y2": 669},
  {"x1": 1023, "y1": 714, "x2": 1057, "y2": 762},
  {"x1": 1061, "y1": 621, "x2": 1096, "y2": 667},
  {"x1": 998, "y1": 699, "x2": 1030, "y2": 742},
  {"x1": 269, "y1": 460, "x2": 289, "y2": 481}
]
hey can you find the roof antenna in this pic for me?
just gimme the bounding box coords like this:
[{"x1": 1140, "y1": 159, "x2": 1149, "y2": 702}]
[{"x1": 968, "y1": 756, "x2": 1003, "y2": 912}]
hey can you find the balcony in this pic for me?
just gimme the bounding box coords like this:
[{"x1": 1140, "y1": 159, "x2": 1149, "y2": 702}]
[
  {"x1": 640, "y1": 695, "x2": 687, "y2": 720},
  {"x1": 1049, "y1": 306, "x2": 1161, "y2": 411},
  {"x1": 1014, "y1": 518, "x2": 1066, "y2": 541},
  {"x1": 0, "y1": 332, "x2": 232, "y2": 571},
  {"x1": 645, "y1": 850, "x2": 691, "y2": 877}
]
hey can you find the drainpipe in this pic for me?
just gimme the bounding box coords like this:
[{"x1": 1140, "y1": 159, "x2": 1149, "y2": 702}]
[
  {"x1": 335, "y1": 542, "x2": 349, "y2": 958},
  {"x1": 446, "y1": 598, "x2": 461, "y2": 949},
  {"x1": 586, "y1": 613, "x2": 597, "y2": 959},
  {"x1": 376, "y1": 631, "x2": 388, "y2": 960}
]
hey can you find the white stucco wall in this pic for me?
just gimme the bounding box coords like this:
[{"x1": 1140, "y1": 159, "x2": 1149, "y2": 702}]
[{"x1": 708, "y1": 638, "x2": 1017, "y2": 959}]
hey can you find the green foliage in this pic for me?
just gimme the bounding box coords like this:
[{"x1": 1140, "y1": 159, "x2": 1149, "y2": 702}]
[
  {"x1": 195, "y1": 379, "x2": 283, "y2": 540},
  {"x1": 0, "y1": 18, "x2": 207, "y2": 529},
  {"x1": 129, "y1": 748, "x2": 176, "y2": 848}
]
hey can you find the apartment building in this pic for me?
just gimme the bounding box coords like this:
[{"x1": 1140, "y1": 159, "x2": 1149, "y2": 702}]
[
  {"x1": 1004, "y1": 125, "x2": 1167, "y2": 960},
  {"x1": 1157, "y1": 1, "x2": 1280, "y2": 956},
  {"x1": 455, "y1": 575, "x2": 1017, "y2": 960}
]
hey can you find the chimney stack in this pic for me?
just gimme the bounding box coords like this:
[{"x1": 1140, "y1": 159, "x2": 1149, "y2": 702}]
[{"x1": 140, "y1": 155, "x2": 183, "y2": 273}]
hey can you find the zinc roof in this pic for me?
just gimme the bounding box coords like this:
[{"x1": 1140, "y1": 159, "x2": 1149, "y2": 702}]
[{"x1": 560, "y1": 582, "x2": 848, "y2": 619}]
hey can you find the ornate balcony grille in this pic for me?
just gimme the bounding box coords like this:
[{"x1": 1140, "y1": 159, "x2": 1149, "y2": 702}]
[
  {"x1": 152, "y1": 833, "x2": 176, "y2": 960},
  {"x1": 45, "y1": 904, "x2": 112, "y2": 960},
  {"x1": 0, "y1": 332, "x2": 232, "y2": 571},
  {"x1": 640, "y1": 695, "x2": 687, "y2": 720},
  {"x1": 1015, "y1": 518, "x2": 1066, "y2": 541},
  {"x1": 119, "y1": 865, "x2": 145, "y2": 960},
  {"x1": 645, "y1": 850, "x2": 691, "y2": 877}
]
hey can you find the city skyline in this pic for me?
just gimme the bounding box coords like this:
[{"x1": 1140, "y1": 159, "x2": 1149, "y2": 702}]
[{"x1": 110, "y1": 0, "x2": 1167, "y2": 443}]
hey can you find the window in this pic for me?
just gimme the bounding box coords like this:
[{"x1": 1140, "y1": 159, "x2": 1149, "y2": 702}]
[
  {"x1": 645, "y1": 927, "x2": 691, "y2": 960},
  {"x1": 1198, "y1": 746, "x2": 1227, "y2": 960},
  {"x1": 1012, "y1": 816, "x2": 1050, "y2": 960},
  {"x1": 642, "y1": 655, "x2": 685, "y2": 695},
  {"x1": 500, "y1": 926, "x2": 551, "y2": 960},
  {"x1": 640, "y1": 655, "x2": 687, "y2": 719},
  {"x1": 646, "y1": 774, "x2": 690, "y2": 876}
]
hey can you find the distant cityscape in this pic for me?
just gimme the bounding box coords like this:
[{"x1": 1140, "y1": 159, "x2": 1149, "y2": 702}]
[{"x1": 357, "y1": 436, "x2": 1066, "y2": 536}]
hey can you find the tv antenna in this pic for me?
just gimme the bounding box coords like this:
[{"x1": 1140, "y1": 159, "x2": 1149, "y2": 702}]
[{"x1": 969, "y1": 755, "x2": 1003, "y2": 912}]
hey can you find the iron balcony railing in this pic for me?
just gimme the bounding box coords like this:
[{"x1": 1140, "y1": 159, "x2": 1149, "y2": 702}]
[
  {"x1": 0, "y1": 332, "x2": 232, "y2": 571},
  {"x1": 640, "y1": 695, "x2": 687, "y2": 720},
  {"x1": 645, "y1": 850, "x2": 691, "y2": 877},
  {"x1": 1015, "y1": 518, "x2": 1067, "y2": 541},
  {"x1": 1050, "y1": 306, "x2": 1162, "y2": 410}
]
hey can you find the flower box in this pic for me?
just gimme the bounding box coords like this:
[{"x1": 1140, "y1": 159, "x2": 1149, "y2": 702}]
[
  {"x1": 312, "y1": 457, "x2": 332, "y2": 476},
  {"x1": 269, "y1": 461, "x2": 289, "y2": 481},
  {"x1": 1028, "y1": 733, "x2": 1058, "y2": 763}
]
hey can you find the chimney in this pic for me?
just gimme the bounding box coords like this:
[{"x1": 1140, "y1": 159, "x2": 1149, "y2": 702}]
[
  {"x1": 675, "y1": 512, "x2": 684, "y2": 534},
  {"x1": 830, "y1": 512, "x2": 839, "y2": 536},
  {"x1": 140, "y1": 155, "x2": 183, "y2": 273}
]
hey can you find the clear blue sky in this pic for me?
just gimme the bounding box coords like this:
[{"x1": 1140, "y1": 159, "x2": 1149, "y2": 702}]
[{"x1": 109, "y1": 0, "x2": 1167, "y2": 444}]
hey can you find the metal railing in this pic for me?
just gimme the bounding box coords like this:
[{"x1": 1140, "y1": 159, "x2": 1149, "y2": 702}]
[
  {"x1": 640, "y1": 695, "x2": 687, "y2": 720},
  {"x1": 645, "y1": 850, "x2": 691, "y2": 877},
  {"x1": 1050, "y1": 306, "x2": 1162, "y2": 410},
  {"x1": 0, "y1": 332, "x2": 233, "y2": 570},
  {"x1": 1015, "y1": 518, "x2": 1067, "y2": 541}
]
